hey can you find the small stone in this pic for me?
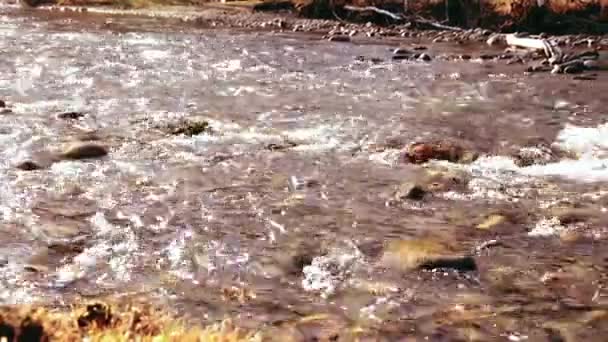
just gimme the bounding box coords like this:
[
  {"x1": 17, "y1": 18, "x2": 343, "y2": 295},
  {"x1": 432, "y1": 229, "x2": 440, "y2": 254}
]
[
  {"x1": 381, "y1": 238, "x2": 476, "y2": 272},
  {"x1": 0, "y1": 100, "x2": 5, "y2": 108},
  {"x1": 413, "y1": 46, "x2": 427, "y2": 50},
  {"x1": 328, "y1": 35, "x2": 350, "y2": 43},
  {"x1": 61, "y1": 142, "x2": 108, "y2": 160},
  {"x1": 16, "y1": 160, "x2": 43, "y2": 171},
  {"x1": 460, "y1": 54, "x2": 472, "y2": 60},
  {"x1": 394, "y1": 182, "x2": 426, "y2": 201}
]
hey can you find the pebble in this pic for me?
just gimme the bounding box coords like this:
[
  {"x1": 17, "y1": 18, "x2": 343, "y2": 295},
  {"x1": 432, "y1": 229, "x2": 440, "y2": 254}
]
[
  {"x1": 61, "y1": 142, "x2": 108, "y2": 160},
  {"x1": 0, "y1": 100, "x2": 5, "y2": 108}
]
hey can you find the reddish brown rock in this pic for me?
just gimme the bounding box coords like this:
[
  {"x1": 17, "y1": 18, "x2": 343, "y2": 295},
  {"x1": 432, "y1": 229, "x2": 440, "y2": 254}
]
[{"x1": 403, "y1": 141, "x2": 471, "y2": 164}]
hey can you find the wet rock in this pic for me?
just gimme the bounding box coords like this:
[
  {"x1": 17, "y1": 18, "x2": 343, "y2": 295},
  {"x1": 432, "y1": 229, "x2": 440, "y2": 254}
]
[
  {"x1": 0, "y1": 100, "x2": 5, "y2": 108},
  {"x1": 56, "y1": 111, "x2": 85, "y2": 120},
  {"x1": 403, "y1": 141, "x2": 470, "y2": 164},
  {"x1": 394, "y1": 182, "x2": 426, "y2": 201},
  {"x1": 549, "y1": 207, "x2": 602, "y2": 225},
  {"x1": 413, "y1": 45, "x2": 427, "y2": 51},
  {"x1": 15, "y1": 160, "x2": 43, "y2": 171},
  {"x1": 163, "y1": 119, "x2": 211, "y2": 136},
  {"x1": 301, "y1": 242, "x2": 364, "y2": 298},
  {"x1": 583, "y1": 59, "x2": 599, "y2": 70},
  {"x1": 24, "y1": 246, "x2": 60, "y2": 273},
  {"x1": 61, "y1": 142, "x2": 108, "y2": 160},
  {"x1": 423, "y1": 168, "x2": 470, "y2": 193},
  {"x1": 392, "y1": 53, "x2": 412, "y2": 61},
  {"x1": 573, "y1": 75, "x2": 597, "y2": 81},
  {"x1": 32, "y1": 220, "x2": 88, "y2": 246},
  {"x1": 393, "y1": 47, "x2": 411, "y2": 55},
  {"x1": 564, "y1": 64, "x2": 584, "y2": 74},
  {"x1": 266, "y1": 140, "x2": 298, "y2": 151},
  {"x1": 380, "y1": 238, "x2": 476, "y2": 272},
  {"x1": 513, "y1": 146, "x2": 553, "y2": 167},
  {"x1": 418, "y1": 53, "x2": 432, "y2": 62},
  {"x1": 327, "y1": 35, "x2": 350, "y2": 42}
]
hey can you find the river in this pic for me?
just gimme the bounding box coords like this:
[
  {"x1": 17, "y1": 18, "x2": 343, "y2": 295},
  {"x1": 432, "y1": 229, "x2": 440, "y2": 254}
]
[{"x1": 1, "y1": 3, "x2": 608, "y2": 340}]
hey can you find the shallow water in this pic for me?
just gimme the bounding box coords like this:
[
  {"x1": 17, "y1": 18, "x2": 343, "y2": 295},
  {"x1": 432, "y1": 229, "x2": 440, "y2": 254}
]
[{"x1": 1, "y1": 3, "x2": 608, "y2": 340}]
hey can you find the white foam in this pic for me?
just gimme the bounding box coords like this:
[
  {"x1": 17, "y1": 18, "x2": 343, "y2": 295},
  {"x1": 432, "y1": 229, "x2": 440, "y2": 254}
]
[{"x1": 451, "y1": 123, "x2": 608, "y2": 184}]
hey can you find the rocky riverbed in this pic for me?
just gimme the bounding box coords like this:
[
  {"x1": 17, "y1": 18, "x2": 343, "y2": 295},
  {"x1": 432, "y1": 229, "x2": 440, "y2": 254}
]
[{"x1": 1, "y1": 1, "x2": 608, "y2": 341}]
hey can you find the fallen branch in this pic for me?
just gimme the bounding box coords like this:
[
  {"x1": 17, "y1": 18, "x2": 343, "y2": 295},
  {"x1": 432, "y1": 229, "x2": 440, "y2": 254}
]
[
  {"x1": 410, "y1": 15, "x2": 464, "y2": 31},
  {"x1": 342, "y1": 5, "x2": 463, "y2": 32},
  {"x1": 343, "y1": 5, "x2": 403, "y2": 21}
]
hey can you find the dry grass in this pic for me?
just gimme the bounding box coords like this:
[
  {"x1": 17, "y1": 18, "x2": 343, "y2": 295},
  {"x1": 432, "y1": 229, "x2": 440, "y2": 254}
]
[{"x1": 0, "y1": 302, "x2": 261, "y2": 342}]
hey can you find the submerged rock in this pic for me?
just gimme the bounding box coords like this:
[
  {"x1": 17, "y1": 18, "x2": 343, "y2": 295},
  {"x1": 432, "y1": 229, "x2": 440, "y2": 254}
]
[
  {"x1": 162, "y1": 119, "x2": 211, "y2": 136},
  {"x1": 476, "y1": 214, "x2": 506, "y2": 230},
  {"x1": 418, "y1": 53, "x2": 432, "y2": 61},
  {"x1": 0, "y1": 100, "x2": 5, "y2": 108},
  {"x1": 380, "y1": 238, "x2": 476, "y2": 272},
  {"x1": 61, "y1": 142, "x2": 108, "y2": 160},
  {"x1": 394, "y1": 182, "x2": 426, "y2": 201},
  {"x1": 56, "y1": 111, "x2": 86, "y2": 120},
  {"x1": 513, "y1": 146, "x2": 554, "y2": 167},
  {"x1": 327, "y1": 35, "x2": 350, "y2": 42},
  {"x1": 16, "y1": 160, "x2": 43, "y2": 171}
]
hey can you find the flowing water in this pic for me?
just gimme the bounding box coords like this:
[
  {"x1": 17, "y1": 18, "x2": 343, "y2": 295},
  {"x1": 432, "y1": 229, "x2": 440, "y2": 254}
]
[{"x1": 1, "y1": 3, "x2": 608, "y2": 340}]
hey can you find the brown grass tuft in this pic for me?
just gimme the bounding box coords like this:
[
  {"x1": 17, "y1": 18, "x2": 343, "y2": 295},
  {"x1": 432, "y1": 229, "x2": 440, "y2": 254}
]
[{"x1": 0, "y1": 302, "x2": 260, "y2": 342}]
